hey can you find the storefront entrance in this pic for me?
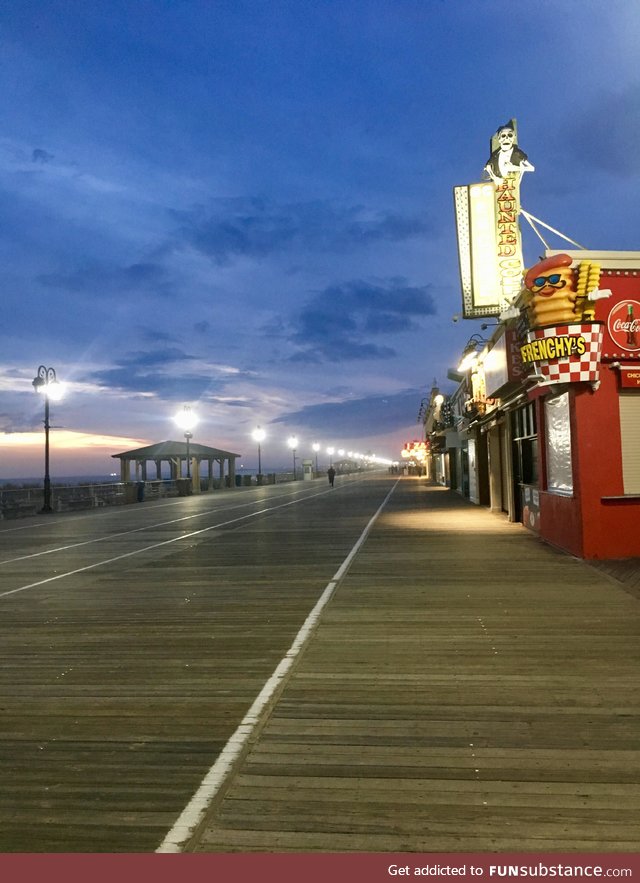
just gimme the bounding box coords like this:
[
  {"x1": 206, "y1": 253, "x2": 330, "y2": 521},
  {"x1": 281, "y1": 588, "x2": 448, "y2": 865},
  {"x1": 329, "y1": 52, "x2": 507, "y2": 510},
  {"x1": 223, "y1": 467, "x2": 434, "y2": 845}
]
[{"x1": 511, "y1": 402, "x2": 539, "y2": 530}]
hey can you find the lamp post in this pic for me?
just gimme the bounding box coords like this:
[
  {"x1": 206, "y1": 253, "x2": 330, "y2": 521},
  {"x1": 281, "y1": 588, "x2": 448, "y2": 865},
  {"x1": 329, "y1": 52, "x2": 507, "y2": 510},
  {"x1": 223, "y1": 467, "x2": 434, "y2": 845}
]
[
  {"x1": 175, "y1": 406, "x2": 198, "y2": 479},
  {"x1": 32, "y1": 365, "x2": 62, "y2": 513},
  {"x1": 252, "y1": 426, "x2": 266, "y2": 482},
  {"x1": 287, "y1": 435, "x2": 298, "y2": 480},
  {"x1": 326, "y1": 446, "x2": 335, "y2": 467},
  {"x1": 312, "y1": 442, "x2": 320, "y2": 474}
]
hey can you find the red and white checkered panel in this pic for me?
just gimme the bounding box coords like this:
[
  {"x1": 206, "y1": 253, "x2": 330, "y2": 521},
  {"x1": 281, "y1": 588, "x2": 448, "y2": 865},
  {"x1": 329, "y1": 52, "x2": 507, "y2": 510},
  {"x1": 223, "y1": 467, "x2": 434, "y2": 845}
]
[{"x1": 526, "y1": 323, "x2": 604, "y2": 385}]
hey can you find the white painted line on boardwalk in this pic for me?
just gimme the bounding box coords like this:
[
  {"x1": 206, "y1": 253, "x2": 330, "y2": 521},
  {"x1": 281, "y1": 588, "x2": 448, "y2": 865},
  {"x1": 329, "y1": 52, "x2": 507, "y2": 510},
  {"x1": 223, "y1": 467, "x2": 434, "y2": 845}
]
[
  {"x1": 0, "y1": 482, "x2": 359, "y2": 599},
  {"x1": 0, "y1": 481, "x2": 353, "y2": 565},
  {"x1": 155, "y1": 479, "x2": 399, "y2": 854}
]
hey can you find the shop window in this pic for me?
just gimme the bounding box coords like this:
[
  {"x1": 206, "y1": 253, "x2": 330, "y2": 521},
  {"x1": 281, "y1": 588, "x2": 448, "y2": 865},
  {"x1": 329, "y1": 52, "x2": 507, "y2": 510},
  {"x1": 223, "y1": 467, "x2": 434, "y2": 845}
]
[
  {"x1": 512, "y1": 403, "x2": 538, "y2": 485},
  {"x1": 619, "y1": 393, "x2": 640, "y2": 494},
  {"x1": 545, "y1": 392, "x2": 573, "y2": 494}
]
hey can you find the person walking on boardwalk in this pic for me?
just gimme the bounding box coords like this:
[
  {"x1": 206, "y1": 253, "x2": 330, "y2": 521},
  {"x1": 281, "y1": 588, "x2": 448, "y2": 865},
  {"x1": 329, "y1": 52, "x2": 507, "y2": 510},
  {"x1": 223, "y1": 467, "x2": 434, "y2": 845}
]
[{"x1": 327, "y1": 466, "x2": 336, "y2": 487}]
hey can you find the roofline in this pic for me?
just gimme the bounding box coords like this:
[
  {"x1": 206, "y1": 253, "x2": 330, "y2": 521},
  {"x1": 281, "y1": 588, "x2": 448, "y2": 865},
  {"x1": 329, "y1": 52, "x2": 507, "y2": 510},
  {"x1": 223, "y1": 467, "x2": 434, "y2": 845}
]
[{"x1": 545, "y1": 249, "x2": 640, "y2": 269}]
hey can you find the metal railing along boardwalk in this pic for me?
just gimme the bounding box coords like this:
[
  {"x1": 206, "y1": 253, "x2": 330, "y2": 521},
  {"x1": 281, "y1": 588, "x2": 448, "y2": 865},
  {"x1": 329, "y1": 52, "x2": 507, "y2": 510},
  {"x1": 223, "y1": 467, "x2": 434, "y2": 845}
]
[{"x1": 0, "y1": 472, "x2": 339, "y2": 519}]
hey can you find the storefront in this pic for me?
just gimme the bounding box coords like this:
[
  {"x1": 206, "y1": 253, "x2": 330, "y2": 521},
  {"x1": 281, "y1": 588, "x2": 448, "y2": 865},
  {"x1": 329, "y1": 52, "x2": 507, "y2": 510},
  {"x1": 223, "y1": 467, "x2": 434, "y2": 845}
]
[
  {"x1": 458, "y1": 329, "x2": 523, "y2": 521},
  {"x1": 450, "y1": 120, "x2": 640, "y2": 559},
  {"x1": 458, "y1": 252, "x2": 640, "y2": 557},
  {"x1": 512, "y1": 250, "x2": 640, "y2": 559}
]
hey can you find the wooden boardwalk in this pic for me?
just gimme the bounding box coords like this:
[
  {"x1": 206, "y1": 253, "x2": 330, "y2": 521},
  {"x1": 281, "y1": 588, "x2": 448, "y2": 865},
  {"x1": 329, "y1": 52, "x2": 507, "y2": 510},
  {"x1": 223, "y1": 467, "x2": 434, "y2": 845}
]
[
  {"x1": 191, "y1": 482, "x2": 640, "y2": 853},
  {"x1": 0, "y1": 476, "x2": 396, "y2": 851},
  {"x1": 1, "y1": 477, "x2": 638, "y2": 852}
]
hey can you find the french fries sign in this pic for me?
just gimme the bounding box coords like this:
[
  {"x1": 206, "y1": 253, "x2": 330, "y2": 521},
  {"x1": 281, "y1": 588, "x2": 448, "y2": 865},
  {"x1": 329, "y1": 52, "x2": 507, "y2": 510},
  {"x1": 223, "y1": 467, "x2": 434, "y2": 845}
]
[{"x1": 521, "y1": 323, "x2": 604, "y2": 386}]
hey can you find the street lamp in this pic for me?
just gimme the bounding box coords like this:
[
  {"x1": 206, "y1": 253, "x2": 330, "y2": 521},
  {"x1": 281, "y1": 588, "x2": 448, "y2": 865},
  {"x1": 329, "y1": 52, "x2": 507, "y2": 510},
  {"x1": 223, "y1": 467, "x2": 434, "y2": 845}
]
[
  {"x1": 326, "y1": 446, "x2": 335, "y2": 466},
  {"x1": 458, "y1": 335, "x2": 489, "y2": 373},
  {"x1": 175, "y1": 406, "x2": 198, "y2": 478},
  {"x1": 287, "y1": 435, "x2": 298, "y2": 480},
  {"x1": 312, "y1": 442, "x2": 320, "y2": 473},
  {"x1": 32, "y1": 365, "x2": 62, "y2": 513},
  {"x1": 252, "y1": 426, "x2": 266, "y2": 481}
]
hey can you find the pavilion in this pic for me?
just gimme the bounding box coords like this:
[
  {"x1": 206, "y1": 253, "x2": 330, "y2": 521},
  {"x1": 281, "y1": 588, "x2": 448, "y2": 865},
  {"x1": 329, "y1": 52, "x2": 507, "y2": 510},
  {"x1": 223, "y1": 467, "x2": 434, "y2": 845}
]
[{"x1": 111, "y1": 440, "x2": 242, "y2": 492}]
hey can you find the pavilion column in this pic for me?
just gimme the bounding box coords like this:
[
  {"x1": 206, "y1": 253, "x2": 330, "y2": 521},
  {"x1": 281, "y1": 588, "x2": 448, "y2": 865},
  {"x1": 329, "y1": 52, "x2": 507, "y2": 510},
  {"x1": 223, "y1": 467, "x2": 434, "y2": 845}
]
[
  {"x1": 192, "y1": 459, "x2": 201, "y2": 494},
  {"x1": 155, "y1": 459, "x2": 162, "y2": 479},
  {"x1": 229, "y1": 456, "x2": 236, "y2": 489},
  {"x1": 120, "y1": 459, "x2": 128, "y2": 482},
  {"x1": 207, "y1": 459, "x2": 214, "y2": 491}
]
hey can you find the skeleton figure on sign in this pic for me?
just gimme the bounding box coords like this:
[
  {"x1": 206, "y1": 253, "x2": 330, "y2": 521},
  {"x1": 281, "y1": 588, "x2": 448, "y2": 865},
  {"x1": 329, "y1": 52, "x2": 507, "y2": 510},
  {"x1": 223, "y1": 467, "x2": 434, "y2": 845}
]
[{"x1": 484, "y1": 121, "x2": 535, "y2": 184}]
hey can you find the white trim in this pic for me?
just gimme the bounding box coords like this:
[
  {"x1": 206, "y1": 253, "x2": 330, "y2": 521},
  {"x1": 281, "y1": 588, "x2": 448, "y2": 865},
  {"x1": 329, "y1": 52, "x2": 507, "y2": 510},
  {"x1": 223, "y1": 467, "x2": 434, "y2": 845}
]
[
  {"x1": 619, "y1": 394, "x2": 640, "y2": 494},
  {"x1": 156, "y1": 480, "x2": 400, "y2": 853}
]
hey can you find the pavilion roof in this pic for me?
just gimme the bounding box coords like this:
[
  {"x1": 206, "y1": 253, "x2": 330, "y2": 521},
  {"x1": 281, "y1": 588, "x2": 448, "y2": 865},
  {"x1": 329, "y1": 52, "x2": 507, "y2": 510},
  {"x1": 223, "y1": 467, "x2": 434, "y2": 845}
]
[{"x1": 111, "y1": 440, "x2": 242, "y2": 461}]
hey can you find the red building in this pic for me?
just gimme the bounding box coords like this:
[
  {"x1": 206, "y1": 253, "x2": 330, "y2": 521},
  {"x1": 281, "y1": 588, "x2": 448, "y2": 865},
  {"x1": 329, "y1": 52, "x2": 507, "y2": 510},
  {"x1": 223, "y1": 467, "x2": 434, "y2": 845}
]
[{"x1": 455, "y1": 251, "x2": 640, "y2": 560}]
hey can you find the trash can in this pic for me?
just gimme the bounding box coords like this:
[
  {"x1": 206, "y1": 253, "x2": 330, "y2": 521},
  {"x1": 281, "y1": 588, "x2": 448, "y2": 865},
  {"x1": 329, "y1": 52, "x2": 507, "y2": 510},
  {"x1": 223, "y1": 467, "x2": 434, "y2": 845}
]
[
  {"x1": 176, "y1": 478, "x2": 192, "y2": 496},
  {"x1": 136, "y1": 481, "x2": 145, "y2": 502},
  {"x1": 235, "y1": 474, "x2": 242, "y2": 487}
]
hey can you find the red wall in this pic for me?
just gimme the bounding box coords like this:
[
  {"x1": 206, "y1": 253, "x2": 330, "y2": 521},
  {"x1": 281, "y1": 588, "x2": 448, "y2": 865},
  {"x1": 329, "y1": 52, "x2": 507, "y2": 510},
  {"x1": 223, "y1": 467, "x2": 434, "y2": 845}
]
[
  {"x1": 572, "y1": 367, "x2": 639, "y2": 558},
  {"x1": 537, "y1": 272, "x2": 640, "y2": 559}
]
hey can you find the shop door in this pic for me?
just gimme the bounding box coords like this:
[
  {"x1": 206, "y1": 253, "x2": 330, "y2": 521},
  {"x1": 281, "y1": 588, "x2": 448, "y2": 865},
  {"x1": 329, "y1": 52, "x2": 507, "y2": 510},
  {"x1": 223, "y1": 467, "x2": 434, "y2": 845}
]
[{"x1": 511, "y1": 403, "x2": 539, "y2": 529}]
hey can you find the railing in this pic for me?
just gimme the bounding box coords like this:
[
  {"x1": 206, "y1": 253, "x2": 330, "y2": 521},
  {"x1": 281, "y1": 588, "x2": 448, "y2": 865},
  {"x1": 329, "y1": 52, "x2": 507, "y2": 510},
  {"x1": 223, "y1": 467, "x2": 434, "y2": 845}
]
[
  {"x1": 0, "y1": 481, "x2": 177, "y2": 519},
  {"x1": 0, "y1": 473, "x2": 321, "y2": 519}
]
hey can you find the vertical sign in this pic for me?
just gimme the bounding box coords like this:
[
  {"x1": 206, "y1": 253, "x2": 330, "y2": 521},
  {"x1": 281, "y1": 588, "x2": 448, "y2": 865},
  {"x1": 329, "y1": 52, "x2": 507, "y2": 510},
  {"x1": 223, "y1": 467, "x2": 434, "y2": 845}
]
[
  {"x1": 494, "y1": 173, "x2": 524, "y2": 312},
  {"x1": 454, "y1": 119, "x2": 533, "y2": 319}
]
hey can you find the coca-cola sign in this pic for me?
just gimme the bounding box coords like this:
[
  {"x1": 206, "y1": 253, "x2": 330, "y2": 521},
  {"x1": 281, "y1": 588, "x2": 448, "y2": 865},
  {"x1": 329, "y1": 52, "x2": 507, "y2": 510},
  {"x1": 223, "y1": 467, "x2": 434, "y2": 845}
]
[{"x1": 607, "y1": 299, "x2": 640, "y2": 353}]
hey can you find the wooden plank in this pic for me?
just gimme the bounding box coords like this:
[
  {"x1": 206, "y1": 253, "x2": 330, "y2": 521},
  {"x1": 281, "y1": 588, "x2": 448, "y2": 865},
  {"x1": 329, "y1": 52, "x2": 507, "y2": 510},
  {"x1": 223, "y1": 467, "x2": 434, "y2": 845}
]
[
  {"x1": 190, "y1": 479, "x2": 640, "y2": 853},
  {"x1": 2, "y1": 477, "x2": 639, "y2": 852}
]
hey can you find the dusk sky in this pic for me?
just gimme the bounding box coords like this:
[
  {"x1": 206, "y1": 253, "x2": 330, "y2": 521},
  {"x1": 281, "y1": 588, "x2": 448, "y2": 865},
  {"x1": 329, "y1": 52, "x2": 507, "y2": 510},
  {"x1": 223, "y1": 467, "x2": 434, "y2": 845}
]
[{"x1": 2, "y1": 0, "x2": 639, "y2": 478}]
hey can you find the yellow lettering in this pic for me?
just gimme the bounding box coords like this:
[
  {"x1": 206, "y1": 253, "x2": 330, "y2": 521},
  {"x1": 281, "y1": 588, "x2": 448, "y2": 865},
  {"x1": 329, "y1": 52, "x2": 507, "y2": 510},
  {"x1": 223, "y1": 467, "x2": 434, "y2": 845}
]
[{"x1": 522, "y1": 335, "x2": 590, "y2": 361}]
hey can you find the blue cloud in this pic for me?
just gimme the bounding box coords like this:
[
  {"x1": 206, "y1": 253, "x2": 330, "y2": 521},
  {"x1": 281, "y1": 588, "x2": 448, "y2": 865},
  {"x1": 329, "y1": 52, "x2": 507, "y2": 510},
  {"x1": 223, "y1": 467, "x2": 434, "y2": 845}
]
[
  {"x1": 37, "y1": 262, "x2": 175, "y2": 297},
  {"x1": 32, "y1": 148, "x2": 54, "y2": 163},
  {"x1": 272, "y1": 389, "x2": 423, "y2": 436},
  {"x1": 285, "y1": 278, "x2": 436, "y2": 363},
  {"x1": 288, "y1": 341, "x2": 396, "y2": 364},
  {"x1": 171, "y1": 197, "x2": 432, "y2": 265},
  {"x1": 86, "y1": 347, "x2": 215, "y2": 399}
]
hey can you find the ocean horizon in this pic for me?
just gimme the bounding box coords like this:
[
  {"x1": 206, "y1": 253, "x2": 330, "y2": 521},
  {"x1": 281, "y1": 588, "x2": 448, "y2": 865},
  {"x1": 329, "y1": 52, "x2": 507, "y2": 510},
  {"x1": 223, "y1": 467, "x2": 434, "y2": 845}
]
[{"x1": 0, "y1": 474, "x2": 120, "y2": 488}]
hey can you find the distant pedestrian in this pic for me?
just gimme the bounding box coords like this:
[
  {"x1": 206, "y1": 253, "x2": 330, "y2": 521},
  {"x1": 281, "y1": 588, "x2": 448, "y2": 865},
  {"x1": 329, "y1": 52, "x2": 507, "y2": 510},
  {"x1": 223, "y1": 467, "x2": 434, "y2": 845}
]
[{"x1": 327, "y1": 466, "x2": 336, "y2": 487}]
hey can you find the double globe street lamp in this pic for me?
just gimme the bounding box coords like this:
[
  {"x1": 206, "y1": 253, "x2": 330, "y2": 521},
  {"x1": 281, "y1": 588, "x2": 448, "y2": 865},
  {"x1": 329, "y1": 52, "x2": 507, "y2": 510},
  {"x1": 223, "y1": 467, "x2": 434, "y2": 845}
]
[{"x1": 32, "y1": 365, "x2": 63, "y2": 513}]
